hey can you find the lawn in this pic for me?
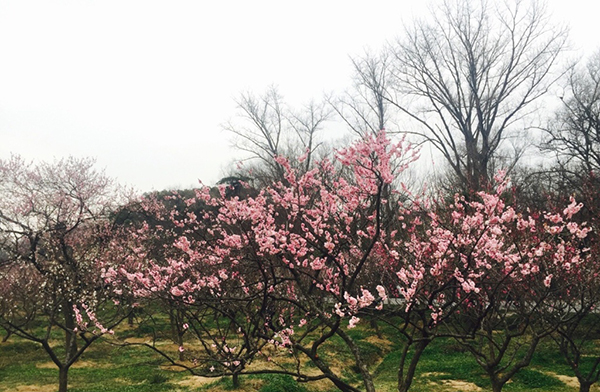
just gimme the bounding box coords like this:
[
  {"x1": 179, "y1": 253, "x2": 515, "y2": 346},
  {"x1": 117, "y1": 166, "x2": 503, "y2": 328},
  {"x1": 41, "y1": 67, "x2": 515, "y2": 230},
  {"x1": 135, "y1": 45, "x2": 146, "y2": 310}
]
[{"x1": 0, "y1": 321, "x2": 594, "y2": 392}]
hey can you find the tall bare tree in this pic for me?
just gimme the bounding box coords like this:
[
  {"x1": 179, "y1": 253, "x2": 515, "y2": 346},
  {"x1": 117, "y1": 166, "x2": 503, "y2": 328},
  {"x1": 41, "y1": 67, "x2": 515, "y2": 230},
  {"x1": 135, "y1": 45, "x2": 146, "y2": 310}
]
[
  {"x1": 287, "y1": 99, "x2": 331, "y2": 172},
  {"x1": 385, "y1": 0, "x2": 568, "y2": 191},
  {"x1": 544, "y1": 50, "x2": 600, "y2": 177},
  {"x1": 224, "y1": 86, "x2": 331, "y2": 186},
  {"x1": 224, "y1": 87, "x2": 287, "y2": 182},
  {"x1": 332, "y1": 51, "x2": 395, "y2": 137}
]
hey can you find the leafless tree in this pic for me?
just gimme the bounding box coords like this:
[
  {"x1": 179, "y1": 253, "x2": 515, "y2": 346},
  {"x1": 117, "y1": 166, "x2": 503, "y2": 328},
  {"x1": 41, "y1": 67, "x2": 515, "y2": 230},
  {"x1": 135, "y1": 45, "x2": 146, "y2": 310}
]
[
  {"x1": 224, "y1": 86, "x2": 331, "y2": 186},
  {"x1": 543, "y1": 50, "x2": 600, "y2": 178},
  {"x1": 331, "y1": 51, "x2": 395, "y2": 137},
  {"x1": 288, "y1": 99, "x2": 331, "y2": 172},
  {"x1": 224, "y1": 87, "x2": 287, "y2": 182},
  {"x1": 384, "y1": 0, "x2": 568, "y2": 191}
]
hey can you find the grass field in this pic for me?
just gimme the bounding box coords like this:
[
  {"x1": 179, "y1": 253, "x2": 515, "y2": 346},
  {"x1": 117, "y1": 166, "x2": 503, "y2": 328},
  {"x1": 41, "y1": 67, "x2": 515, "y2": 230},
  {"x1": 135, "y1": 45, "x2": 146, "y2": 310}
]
[{"x1": 0, "y1": 321, "x2": 597, "y2": 392}]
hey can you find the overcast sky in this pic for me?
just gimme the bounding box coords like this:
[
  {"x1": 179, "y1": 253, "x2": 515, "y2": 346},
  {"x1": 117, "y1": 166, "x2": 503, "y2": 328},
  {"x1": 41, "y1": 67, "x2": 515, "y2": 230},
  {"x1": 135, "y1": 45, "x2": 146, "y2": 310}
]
[{"x1": 1, "y1": 0, "x2": 598, "y2": 192}]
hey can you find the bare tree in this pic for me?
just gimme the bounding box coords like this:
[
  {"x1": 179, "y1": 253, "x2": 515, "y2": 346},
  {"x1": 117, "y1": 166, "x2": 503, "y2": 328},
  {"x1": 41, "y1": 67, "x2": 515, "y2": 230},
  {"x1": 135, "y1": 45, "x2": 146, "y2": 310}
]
[
  {"x1": 543, "y1": 50, "x2": 600, "y2": 177},
  {"x1": 287, "y1": 99, "x2": 331, "y2": 172},
  {"x1": 224, "y1": 87, "x2": 287, "y2": 182},
  {"x1": 385, "y1": 0, "x2": 568, "y2": 191},
  {"x1": 331, "y1": 51, "x2": 395, "y2": 137},
  {"x1": 224, "y1": 86, "x2": 331, "y2": 186}
]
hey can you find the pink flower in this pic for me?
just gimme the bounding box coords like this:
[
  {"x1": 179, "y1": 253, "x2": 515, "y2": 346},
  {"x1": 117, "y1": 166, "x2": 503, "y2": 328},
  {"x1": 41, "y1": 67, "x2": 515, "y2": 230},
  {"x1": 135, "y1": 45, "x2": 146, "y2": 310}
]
[
  {"x1": 310, "y1": 257, "x2": 326, "y2": 270},
  {"x1": 344, "y1": 292, "x2": 358, "y2": 312},
  {"x1": 563, "y1": 197, "x2": 583, "y2": 219},
  {"x1": 170, "y1": 286, "x2": 184, "y2": 296},
  {"x1": 358, "y1": 288, "x2": 375, "y2": 308},
  {"x1": 348, "y1": 316, "x2": 360, "y2": 329},
  {"x1": 174, "y1": 236, "x2": 191, "y2": 252},
  {"x1": 376, "y1": 285, "x2": 387, "y2": 301}
]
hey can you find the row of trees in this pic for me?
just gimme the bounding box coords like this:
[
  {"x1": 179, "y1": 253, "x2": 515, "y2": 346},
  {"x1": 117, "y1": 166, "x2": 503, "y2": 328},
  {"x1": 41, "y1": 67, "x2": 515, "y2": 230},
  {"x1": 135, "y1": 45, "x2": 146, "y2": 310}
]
[
  {"x1": 1, "y1": 131, "x2": 598, "y2": 392},
  {"x1": 227, "y1": 0, "x2": 597, "y2": 200},
  {"x1": 112, "y1": 130, "x2": 599, "y2": 392},
  {"x1": 2, "y1": 1, "x2": 600, "y2": 391}
]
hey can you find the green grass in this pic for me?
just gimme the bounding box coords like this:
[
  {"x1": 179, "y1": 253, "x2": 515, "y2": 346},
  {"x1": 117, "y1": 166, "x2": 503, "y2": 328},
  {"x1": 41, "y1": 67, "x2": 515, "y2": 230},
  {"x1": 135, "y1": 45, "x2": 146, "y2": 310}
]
[
  {"x1": 370, "y1": 334, "x2": 583, "y2": 392},
  {"x1": 0, "y1": 320, "x2": 594, "y2": 392},
  {"x1": 0, "y1": 336, "x2": 188, "y2": 392},
  {"x1": 507, "y1": 369, "x2": 566, "y2": 391}
]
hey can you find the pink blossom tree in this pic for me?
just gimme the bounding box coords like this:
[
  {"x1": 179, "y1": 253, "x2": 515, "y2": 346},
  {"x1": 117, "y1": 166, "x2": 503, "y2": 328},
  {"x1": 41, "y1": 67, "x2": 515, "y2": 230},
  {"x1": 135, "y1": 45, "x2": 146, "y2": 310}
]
[
  {"x1": 106, "y1": 189, "x2": 277, "y2": 388},
  {"x1": 393, "y1": 180, "x2": 592, "y2": 392},
  {"x1": 0, "y1": 156, "x2": 131, "y2": 392},
  {"x1": 541, "y1": 196, "x2": 600, "y2": 392},
  {"x1": 112, "y1": 132, "x2": 593, "y2": 392},
  {"x1": 114, "y1": 131, "x2": 418, "y2": 392},
  {"x1": 110, "y1": 191, "x2": 211, "y2": 358},
  {"x1": 549, "y1": 246, "x2": 600, "y2": 392}
]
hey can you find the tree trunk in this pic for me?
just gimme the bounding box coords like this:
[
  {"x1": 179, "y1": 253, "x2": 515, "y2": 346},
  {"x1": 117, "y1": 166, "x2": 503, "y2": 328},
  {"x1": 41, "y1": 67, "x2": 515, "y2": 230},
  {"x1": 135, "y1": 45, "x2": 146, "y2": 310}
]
[
  {"x1": 177, "y1": 333, "x2": 184, "y2": 361},
  {"x1": 128, "y1": 309, "x2": 134, "y2": 327},
  {"x1": 361, "y1": 369, "x2": 376, "y2": 392},
  {"x1": 490, "y1": 375, "x2": 505, "y2": 392},
  {"x1": 309, "y1": 354, "x2": 362, "y2": 392},
  {"x1": 58, "y1": 366, "x2": 69, "y2": 392},
  {"x1": 167, "y1": 309, "x2": 185, "y2": 360},
  {"x1": 63, "y1": 302, "x2": 77, "y2": 361},
  {"x1": 232, "y1": 372, "x2": 240, "y2": 389},
  {"x1": 337, "y1": 329, "x2": 376, "y2": 392},
  {"x1": 2, "y1": 329, "x2": 11, "y2": 343},
  {"x1": 579, "y1": 381, "x2": 592, "y2": 392},
  {"x1": 169, "y1": 309, "x2": 177, "y2": 341},
  {"x1": 398, "y1": 339, "x2": 430, "y2": 392},
  {"x1": 370, "y1": 318, "x2": 382, "y2": 339},
  {"x1": 492, "y1": 382, "x2": 504, "y2": 392}
]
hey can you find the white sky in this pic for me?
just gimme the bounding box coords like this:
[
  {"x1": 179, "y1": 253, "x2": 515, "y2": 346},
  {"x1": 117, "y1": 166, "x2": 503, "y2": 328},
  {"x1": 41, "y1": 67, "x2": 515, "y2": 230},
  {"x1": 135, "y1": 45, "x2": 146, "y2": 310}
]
[{"x1": 1, "y1": 0, "x2": 598, "y2": 193}]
